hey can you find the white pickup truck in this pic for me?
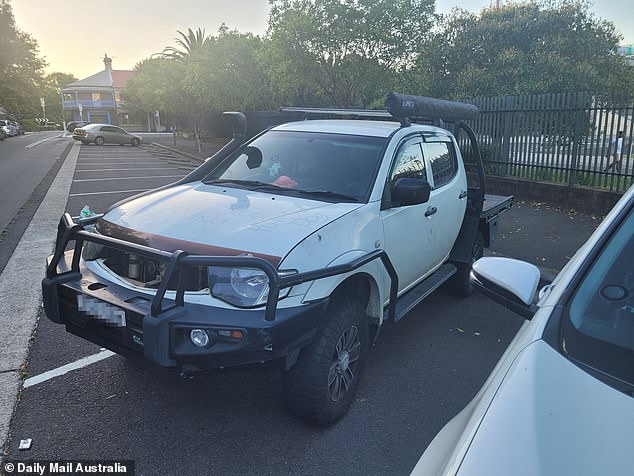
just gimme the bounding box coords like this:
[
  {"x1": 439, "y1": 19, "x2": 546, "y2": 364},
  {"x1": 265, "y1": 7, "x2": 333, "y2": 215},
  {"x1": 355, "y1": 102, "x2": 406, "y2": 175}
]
[{"x1": 43, "y1": 93, "x2": 513, "y2": 426}]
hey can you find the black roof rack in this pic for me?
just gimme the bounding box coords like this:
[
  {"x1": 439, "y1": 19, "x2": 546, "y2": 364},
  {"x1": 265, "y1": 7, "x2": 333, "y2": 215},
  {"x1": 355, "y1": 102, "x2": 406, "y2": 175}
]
[
  {"x1": 281, "y1": 93, "x2": 479, "y2": 128},
  {"x1": 280, "y1": 107, "x2": 393, "y2": 121}
]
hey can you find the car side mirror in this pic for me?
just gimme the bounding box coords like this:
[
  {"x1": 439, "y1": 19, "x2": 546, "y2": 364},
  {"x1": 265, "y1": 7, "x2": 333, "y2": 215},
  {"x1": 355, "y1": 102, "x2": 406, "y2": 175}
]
[
  {"x1": 391, "y1": 178, "x2": 431, "y2": 207},
  {"x1": 470, "y1": 257, "x2": 540, "y2": 320}
]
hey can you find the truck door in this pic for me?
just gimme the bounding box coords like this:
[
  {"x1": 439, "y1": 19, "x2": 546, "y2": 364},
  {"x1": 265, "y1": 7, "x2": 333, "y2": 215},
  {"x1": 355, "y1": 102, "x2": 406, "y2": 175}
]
[
  {"x1": 380, "y1": 137, "x2": 436, "y2": 293},
  {"x1": 423, "y1": 139, "x2": 468, "y2": 263}
]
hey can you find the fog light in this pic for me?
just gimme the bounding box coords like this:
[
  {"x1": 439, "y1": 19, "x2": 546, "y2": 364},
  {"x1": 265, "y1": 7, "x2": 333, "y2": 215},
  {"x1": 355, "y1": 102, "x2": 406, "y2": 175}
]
[{"x1": 190, "y1": 329, "x2": 209, "y2": 347}]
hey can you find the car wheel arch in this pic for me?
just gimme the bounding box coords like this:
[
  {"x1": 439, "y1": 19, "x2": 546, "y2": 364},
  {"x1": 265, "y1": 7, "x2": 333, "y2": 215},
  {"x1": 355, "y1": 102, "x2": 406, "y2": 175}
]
[{"x1": 327, "y1": 273, "x2": 382, "y2": 341}]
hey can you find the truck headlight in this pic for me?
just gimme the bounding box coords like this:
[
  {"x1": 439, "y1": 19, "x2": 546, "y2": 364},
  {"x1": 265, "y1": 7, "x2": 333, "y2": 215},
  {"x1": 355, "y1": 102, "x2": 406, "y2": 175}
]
[{"x1": 208, "y1": 266, "x2": 295, "y2": 308}]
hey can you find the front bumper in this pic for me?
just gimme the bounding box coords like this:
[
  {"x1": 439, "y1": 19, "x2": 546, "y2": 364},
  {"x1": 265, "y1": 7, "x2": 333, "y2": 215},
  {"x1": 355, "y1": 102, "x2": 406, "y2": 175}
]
[
  {"x1": 43, "y1": 253, "x2": 328, "y2": 370},
  {"x1": 42, "y1": 213, "x2": 398, "y2": 371}
]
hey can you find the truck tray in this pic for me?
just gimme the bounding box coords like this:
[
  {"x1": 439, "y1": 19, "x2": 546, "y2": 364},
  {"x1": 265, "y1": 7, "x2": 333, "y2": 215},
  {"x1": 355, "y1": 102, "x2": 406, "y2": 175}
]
[{"x1": 481, "y1": 194, "x2": 514, "y2": 222}]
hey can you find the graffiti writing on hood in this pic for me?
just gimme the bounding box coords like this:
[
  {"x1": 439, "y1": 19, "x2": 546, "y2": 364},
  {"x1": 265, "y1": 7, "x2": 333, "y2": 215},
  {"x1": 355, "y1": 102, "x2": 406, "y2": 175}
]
[{"x1": 246, "y1": 212, "x2": 330, "y2": 232}]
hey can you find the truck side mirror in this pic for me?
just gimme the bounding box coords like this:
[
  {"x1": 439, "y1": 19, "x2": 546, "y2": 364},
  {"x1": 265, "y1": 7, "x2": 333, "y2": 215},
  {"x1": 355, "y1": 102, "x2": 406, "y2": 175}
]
[
  {"x1": 470, "y1": 257, "x2": 540, "y2": 320},
  {"x1": 391, "y1": 178, "x2": 431, "y2": 206}
]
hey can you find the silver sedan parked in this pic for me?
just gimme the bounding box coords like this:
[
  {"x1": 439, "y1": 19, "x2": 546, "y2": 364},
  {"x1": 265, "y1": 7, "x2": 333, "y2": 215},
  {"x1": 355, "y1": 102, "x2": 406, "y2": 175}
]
[{"x1": 73, "y1": 124, "x2": 143, "y2": 147}]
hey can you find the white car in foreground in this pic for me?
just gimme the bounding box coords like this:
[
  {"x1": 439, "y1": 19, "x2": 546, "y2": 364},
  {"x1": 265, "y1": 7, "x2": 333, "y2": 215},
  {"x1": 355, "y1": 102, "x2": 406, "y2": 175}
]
[{"x1": 413, "y1": 184, "x2": 634, "y2": 475}]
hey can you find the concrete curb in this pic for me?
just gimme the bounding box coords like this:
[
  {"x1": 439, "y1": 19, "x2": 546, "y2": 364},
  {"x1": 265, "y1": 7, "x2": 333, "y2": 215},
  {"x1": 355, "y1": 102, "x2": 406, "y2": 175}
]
[
  {"x1": 149, "y1": 142, "x2": 205, "y2": 164},
  {"x1": 0, "y1": 142, "x2": 80, "y2": 453}
]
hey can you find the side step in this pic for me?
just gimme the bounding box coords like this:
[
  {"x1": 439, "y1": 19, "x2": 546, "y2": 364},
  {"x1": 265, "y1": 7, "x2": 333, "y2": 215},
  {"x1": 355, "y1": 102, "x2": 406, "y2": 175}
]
[{"x1": 384, "y1": 263, "x2": 457, "y2": 323}]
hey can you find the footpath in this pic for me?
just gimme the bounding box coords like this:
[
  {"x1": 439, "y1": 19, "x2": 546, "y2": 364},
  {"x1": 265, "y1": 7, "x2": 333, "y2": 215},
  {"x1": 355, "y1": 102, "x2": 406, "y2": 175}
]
[{"x1": 0, "y1": 137, "x2": 608, "y2": 456}]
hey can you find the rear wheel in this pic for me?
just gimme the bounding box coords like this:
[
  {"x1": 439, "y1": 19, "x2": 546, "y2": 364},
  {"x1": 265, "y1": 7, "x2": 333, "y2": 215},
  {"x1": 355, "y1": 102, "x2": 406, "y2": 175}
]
[
  {"x1": 131, "y1": 138, "x2": 140, "y2": 147},
  {"x1": 94, "y1": 136, "x2": 104, "y2": 146},
  {"x1": 450, "y1": 231, "x2": 484, "y2": 297},
  {"x1": 283, "y1": 299, "x2": 368, "y2": 426}
]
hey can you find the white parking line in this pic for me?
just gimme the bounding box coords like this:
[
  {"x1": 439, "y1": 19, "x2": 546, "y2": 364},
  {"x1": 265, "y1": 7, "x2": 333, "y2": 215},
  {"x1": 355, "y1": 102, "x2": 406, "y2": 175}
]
[
  {"x1": 23, "y1": 350, "x2": 115, "y2": 388},
  {"x1": 24, "y1": 134, "x2": 63, "y2": 149},
  {"x1": 69, "y1": 188, "x2": 150, "y2": 197},
  {"x1": 77, "y1": 162, "x2": 166, "y2": 166},
  {"x1": 75, "y1": 167, "x2": 181, "y2": 172},
  {"x1": 79, "y1": 156, "x2": 161, "y2": 162},
  {"x1": 73, "y1": 175, "x2": 183, "y2": 183}
]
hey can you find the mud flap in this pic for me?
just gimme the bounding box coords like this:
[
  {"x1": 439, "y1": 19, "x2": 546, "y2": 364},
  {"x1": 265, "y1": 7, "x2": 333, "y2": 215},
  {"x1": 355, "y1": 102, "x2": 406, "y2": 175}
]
[{"x1": 449, "y1": 214, "x2": 479, "y2": 264}]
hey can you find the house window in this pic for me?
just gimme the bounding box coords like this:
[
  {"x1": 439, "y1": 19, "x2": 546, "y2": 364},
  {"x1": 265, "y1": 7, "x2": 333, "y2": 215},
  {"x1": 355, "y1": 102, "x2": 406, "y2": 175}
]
[
  {"x1": 63, "y1": 93, "x2": 73, "y2": 101},
  {"x1": 92, "y1": 93, "x2": 102, "y2": 101}
]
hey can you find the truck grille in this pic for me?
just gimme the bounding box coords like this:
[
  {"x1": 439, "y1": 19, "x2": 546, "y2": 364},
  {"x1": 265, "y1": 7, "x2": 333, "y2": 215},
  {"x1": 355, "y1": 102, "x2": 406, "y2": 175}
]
[{"x1": 86, "y1": 247, "x2": 208, "y2": 292}]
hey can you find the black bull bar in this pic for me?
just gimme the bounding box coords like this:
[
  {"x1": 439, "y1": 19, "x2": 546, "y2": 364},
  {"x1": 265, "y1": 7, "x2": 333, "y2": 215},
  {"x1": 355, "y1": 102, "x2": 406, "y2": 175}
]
[{"x1": 46, "y1": 213, "x2": 399, "y2": 321}]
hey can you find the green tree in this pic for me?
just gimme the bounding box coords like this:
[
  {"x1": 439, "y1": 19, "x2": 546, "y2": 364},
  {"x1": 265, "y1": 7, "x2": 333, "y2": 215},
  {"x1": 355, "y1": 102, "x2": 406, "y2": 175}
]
[
  {"x1": 158, "y1": 27, "x2": 212, "y2": 60},
  {"x1": 126, "y1": 26, "x2": 274, "y2": 150},
  {"x1": 196, "y1": 25, "x2": 274, "y2": 111},
  {"x1": 265, "y1": 0, "x2": 437, "y2": 107},
  {"x1": 0, "y1": 0, "x2": 47, "y2": 118},
  {"x1": 40, "y1": 72, "x2": 77, "y2": 122},
  {"x1": 419, "y1": 0, "x2": 634, "y2": 99}
]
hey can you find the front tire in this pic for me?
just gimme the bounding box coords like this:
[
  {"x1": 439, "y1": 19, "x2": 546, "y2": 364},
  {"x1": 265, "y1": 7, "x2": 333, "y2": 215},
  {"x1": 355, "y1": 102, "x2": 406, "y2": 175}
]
[
  {"x1": 283, "y1": 299, "x2": 368, "y2": 426},
  {"x1": 131, "y1": 138, "x2": 140, "y2": 147},
  {"x1": 94, "y1": 136, "x2": 105, "y2": 146}
]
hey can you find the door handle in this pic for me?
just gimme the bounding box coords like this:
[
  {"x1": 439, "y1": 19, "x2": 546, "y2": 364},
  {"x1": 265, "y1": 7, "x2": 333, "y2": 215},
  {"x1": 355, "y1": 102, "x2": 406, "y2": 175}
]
[
  {"x1": 425, "y1": 206, "x2": 437, "y2": 217},
  {"x1": 459, "y1": 190, "x2": 468, "y2": 199}
]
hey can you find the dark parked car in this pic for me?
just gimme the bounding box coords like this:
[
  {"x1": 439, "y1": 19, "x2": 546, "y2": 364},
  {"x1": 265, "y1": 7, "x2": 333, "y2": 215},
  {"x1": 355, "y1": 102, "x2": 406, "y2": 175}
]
[
  {"x1": 66, "y1": 121, "x2": 89, "y2": 132},
  {"x1": 73, "y1": 124, "x2": 143, "y2": 146}
]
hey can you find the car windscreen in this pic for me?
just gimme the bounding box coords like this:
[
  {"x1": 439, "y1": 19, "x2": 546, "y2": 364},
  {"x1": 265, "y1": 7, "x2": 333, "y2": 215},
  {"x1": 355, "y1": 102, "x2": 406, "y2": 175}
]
[
  {"x1": 203, "y1": 130, "x2": 386, "y2": 202},
  {"x1": 562, "y1": 206, "x2": 634, "y2": 388}
]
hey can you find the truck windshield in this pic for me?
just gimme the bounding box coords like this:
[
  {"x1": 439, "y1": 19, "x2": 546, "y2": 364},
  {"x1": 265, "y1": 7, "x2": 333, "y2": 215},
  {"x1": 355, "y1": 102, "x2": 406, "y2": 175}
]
[{"x1": 204, "y1": 130, "x2": 386, "y2": 202}]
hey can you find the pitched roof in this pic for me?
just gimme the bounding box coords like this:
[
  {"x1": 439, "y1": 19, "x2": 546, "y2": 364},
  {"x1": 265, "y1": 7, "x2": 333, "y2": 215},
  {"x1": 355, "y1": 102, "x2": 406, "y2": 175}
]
[
  {"x1": 111, "y1": 70, "x2": 134, "y2": 88},
  {"x1": 62, "y1": 69, "x2": 134, "y2": 91},
  {"x1": 65, "y1": 70, "x2": 112, "y2": 89}
]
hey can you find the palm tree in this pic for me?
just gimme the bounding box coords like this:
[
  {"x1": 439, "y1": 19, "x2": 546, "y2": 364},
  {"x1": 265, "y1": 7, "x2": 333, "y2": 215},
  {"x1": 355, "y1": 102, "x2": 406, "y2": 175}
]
[{"x1": 158, "y1": 28, "x2": 211, "y2": 60}]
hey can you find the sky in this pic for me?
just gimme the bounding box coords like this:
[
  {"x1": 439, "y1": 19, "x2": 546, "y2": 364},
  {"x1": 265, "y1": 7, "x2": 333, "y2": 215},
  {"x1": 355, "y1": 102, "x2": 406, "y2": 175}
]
[{"x1": 11, "y1": 0, "x2": 634, "y2": 80}]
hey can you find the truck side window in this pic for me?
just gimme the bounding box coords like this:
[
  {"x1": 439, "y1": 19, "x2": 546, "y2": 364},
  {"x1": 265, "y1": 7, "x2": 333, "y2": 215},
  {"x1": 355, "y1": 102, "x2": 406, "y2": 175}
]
[
  {"x1": 425, "y1": 142, "x2": 457, "y2": 188},
  {"x1": 389, "y1": 141, "x2": 426, "y2": 183}
]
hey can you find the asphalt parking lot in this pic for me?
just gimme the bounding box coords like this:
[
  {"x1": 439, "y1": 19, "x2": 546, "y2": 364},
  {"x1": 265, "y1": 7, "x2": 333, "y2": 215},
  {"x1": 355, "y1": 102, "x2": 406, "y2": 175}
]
[{"x1": 2, "y1": 141, "x2": 602, "y2": 475}]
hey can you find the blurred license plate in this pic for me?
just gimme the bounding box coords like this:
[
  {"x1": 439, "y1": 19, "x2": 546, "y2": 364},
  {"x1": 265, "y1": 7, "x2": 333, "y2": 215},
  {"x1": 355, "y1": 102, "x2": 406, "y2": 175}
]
[{"x1": 77, "y1": 295, "x2": 126, "y2": 327}]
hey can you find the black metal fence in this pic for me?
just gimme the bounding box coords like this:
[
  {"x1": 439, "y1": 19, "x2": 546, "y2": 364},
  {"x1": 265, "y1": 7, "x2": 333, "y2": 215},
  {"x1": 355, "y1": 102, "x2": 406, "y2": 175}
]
[{"x1": 465, "y1": 93, "x2": 634, "y2": 193}]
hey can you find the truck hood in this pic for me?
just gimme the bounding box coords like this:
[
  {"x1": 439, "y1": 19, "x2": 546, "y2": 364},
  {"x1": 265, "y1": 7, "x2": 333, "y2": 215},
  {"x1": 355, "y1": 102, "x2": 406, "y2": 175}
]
[{"x1": 96, "y1": 182, "x2": 361, "y2": 265}]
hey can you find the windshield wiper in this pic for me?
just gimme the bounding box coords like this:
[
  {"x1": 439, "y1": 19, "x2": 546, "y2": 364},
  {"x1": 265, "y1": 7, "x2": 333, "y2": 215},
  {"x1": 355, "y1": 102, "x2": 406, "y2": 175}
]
[
  {"x1": 206, "y1": 180, "x2": 358, "y2": 201},
  {"x1": 294, "y1": 189, "x2": 359, "y2": 202},
  {"x1": 205, "y1": 179, "x2": 285, "y2": 190}
]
